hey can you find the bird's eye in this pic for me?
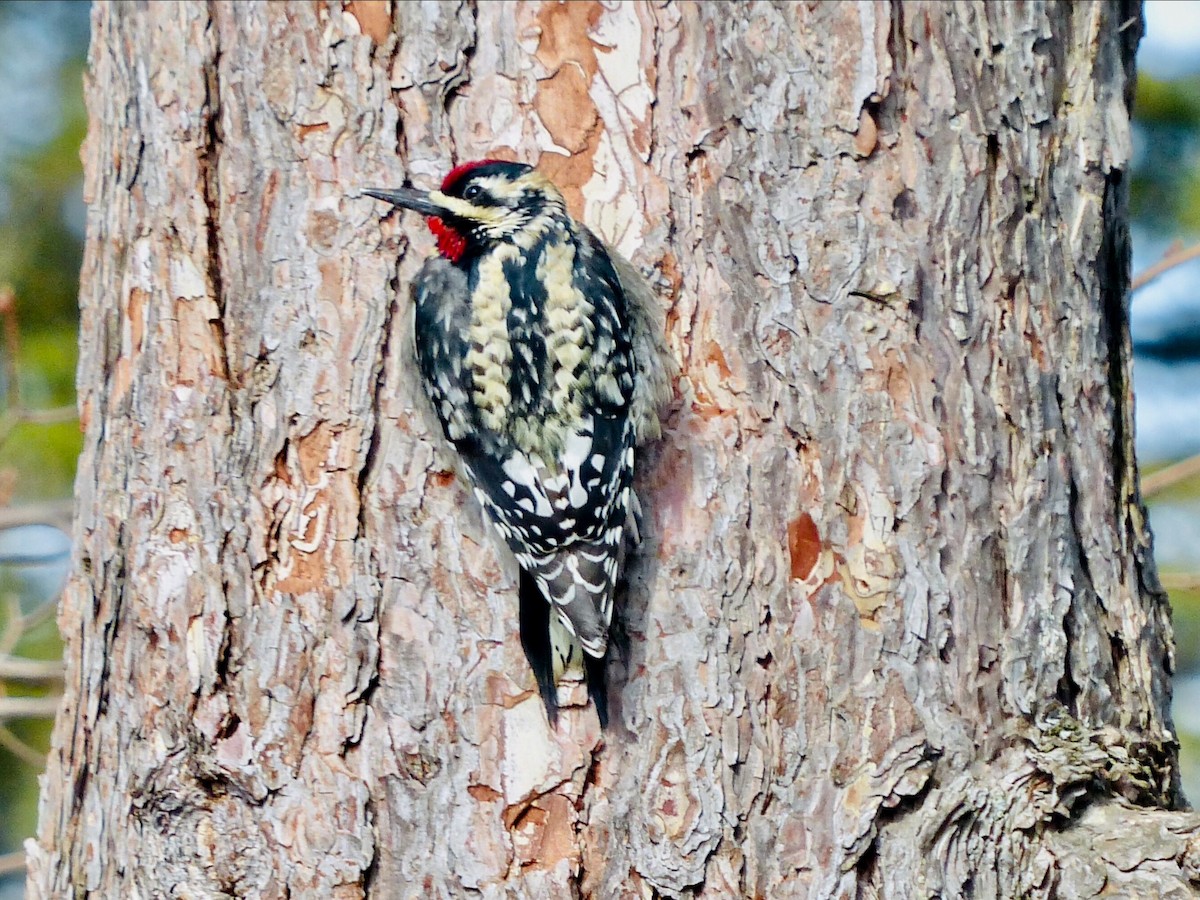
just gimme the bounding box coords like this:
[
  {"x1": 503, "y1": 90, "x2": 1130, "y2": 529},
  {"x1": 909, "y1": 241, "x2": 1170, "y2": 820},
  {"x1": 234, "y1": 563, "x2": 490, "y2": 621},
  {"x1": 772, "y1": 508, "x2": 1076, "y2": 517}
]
[{"x1": 463, "y1": 184, "x2": 482, "y2": 200}]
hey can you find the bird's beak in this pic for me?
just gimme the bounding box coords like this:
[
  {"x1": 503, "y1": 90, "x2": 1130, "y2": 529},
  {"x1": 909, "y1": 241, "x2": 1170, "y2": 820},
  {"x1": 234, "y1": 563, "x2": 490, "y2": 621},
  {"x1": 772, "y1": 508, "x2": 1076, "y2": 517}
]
[{"x1": 363, "y1": 187, "x2": 445, "y2": 218}]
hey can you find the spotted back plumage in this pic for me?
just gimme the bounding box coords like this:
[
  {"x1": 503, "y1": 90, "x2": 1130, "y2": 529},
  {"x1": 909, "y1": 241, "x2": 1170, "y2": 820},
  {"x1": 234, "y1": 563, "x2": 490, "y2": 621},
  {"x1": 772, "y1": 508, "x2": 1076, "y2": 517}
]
[{"x1": 402, "y1": 162, "x2": 662, "y2": 726}]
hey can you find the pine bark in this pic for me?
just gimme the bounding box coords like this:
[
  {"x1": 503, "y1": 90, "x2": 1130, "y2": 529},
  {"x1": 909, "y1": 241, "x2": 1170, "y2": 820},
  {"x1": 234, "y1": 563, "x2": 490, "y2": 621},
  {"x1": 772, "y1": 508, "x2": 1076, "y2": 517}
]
[{"x1": 29, "y1": 1, "x2": 1200, "y2": 898}]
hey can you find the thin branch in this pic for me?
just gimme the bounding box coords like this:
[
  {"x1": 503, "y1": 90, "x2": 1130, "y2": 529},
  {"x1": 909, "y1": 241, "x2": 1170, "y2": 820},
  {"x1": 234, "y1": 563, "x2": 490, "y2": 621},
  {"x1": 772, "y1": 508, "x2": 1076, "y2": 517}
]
[
  {"x1": 0, "y1": 695, "x2": 62, "y2": 720},
  {"x1": 17, "y1": 593, "x2": 61, "y2": 634},
  {"x1": 0, "y1": 286, "x2": 19, "y2": 413},
  {"x1": 1142, "y1": 452, "x2": 1200, "y2": 499},
  {"x1": 0, "y1": 594, "x2": 22, "y2": 656},
  {"x1": 0, "y1": 592, "x2": 62, "y2": 661},
  {"x1": 1161, "y1": 572, "x2": 1200, "y2": 592},
  {"x1": 1131, "y1": 241, "x2": 1200, "y2": 292},
  {"x1": 18, "y1": 405, "x2": 78, "y2": 426},
  {"x1": 0, "y1": 724, "x2": 48, "y2": 768},
  {"x1": 0, "y1": 656, "x2": 63, "y2": 681},
  {"x1": 0, "y1": 500, "x2": 73, "y2": 531},
  {"x1": 0, "y1": 851, "x2": 24, "y2": 877},
  {"x1": 0, "y1": 286, "x2": 79, "y2": 449}
]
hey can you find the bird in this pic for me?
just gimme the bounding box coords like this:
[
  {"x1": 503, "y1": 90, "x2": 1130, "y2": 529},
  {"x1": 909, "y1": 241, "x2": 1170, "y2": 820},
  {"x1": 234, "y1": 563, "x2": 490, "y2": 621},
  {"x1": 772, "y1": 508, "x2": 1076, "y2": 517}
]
[{"x1": 365, "y1": 159, "x2": 672, "y2": 728}]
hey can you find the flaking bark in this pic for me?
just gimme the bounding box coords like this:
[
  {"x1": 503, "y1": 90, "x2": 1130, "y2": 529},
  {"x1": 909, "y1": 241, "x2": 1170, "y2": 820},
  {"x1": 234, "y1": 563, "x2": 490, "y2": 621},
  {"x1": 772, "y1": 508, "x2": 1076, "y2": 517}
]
[{"x1": 29, "y1": 1, "x2": 1200, "y2": 898}]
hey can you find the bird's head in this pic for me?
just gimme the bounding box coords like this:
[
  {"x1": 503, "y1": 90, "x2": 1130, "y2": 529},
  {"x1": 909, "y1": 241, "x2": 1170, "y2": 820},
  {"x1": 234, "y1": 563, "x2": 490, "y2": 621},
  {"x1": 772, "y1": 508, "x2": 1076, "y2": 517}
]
[{"x1": 365, "y1": 160, "x2": 565, "y2": 263}]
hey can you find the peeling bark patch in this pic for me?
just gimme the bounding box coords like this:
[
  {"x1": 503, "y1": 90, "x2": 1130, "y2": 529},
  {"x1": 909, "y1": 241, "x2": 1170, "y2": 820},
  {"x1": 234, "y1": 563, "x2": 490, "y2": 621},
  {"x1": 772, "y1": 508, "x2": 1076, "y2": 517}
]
[
  {"x1": 250, "y1": 171, "x2": 281, "y2": 257},
  {"x1": 855, "y1": 103, "x2": 879, "y2": 157},
  {"x1": 297, "y1": 120, "x2": 329, "y2": 141},
  {"x1": 788, "y1": 512, "x2": 821, "y2": 581},
  {"x1": 468, "y1": 782, "x2": 501, "y2": 803},
  {"x1": 534, "y1": 64, "x2": 600, "y2": 154},
  {"x1": 343, "y1": 0, "x2": 392, "y2": 44},
  {"x1": 428, "y1": 469, "x2": 455, "y2": 489},
  {"x1": 509, "y1": 794, "x2": 576, "y2": 871},
  {"x1": 646, "y1": 742, "x2": 698, "y2": 843},
  {"x1": 533, "y1": 1, "x2": 602, "y2": 78},
  {"x1": 261, "y1": 423, "x2": 363, "y2": 595},
  {"x1": 529, "y1": 1, "x2": 605, "y2": 217}
]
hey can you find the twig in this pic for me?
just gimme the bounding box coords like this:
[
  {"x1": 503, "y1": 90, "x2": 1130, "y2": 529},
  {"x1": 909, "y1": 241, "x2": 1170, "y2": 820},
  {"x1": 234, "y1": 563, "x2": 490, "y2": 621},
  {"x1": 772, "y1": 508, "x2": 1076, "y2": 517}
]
[
  {"x1": 0, "y1": 594, "x2": 22, "y2": 656},
  {"x1": 1161, "y1": 572, "x2": 1200, "y2": 592},
  {"x1": 17, "y1": 592, "x2": 60, "y2": 634},
  {"x1": 0, "y1": 286, "x2": 19, "y2": 414},
  {"x1": 0, "y1": 851, "x2": 24, "y2": 877},
  {"x1": 0, "y1": 500, "x2": 74, "y2": 531},
  {"x1": 0, "y1": 287, "x2": 79, "y2": 448},
  {"x1": 1131, "y1": 241, "x2": 1200, "y2": 292},
  {"x1": 1142, "y1": 452, "x2": 1200, "y2": 499},
  {"x1": 0, "y1": 854, "x2": 23, "y2": 883},
  {"x1": 0, "y1": 591, "x2": 61, "y2": 661},
  {"x1": 0, "y1": 657, "x2": 63, "y2": 681},
  {"x1": 0, "y1": 695, "x2": 62, "y2": 719},
  {"x1": 18, "y1": 405, "x2": 77, "y2": 426},
  {"x1": 0, "y1": 724, "x2": 47, "y2": 768}
]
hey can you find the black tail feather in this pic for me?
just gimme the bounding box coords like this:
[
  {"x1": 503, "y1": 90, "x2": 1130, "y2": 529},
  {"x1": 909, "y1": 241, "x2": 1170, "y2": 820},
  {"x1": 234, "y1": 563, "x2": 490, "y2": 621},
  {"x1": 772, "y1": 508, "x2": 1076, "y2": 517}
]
[
  {"x1": 518, "y1": 568, "x2": 558, "y2": 726},
  {"x1": 519, "y1": 567, "x2": 612, "y2": 729},
  {"x1": 584, "y1": 651, "x2": 609, "y2": 729}
]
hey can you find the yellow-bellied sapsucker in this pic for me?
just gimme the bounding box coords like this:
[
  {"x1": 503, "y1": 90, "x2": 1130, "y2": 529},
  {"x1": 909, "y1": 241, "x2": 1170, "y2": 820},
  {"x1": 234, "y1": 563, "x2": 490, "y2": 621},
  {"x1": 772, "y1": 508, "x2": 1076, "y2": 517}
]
[{"x1": 366, "y1": 160, "x2": 671, "y2": 728}]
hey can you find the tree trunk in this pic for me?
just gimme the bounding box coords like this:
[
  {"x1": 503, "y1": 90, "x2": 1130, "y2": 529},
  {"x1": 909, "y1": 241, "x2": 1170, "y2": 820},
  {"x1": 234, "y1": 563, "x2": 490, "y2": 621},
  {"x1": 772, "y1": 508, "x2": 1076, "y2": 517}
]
[{"x1": 28, "y1": 1, "x2": 1200, "y2": 897}]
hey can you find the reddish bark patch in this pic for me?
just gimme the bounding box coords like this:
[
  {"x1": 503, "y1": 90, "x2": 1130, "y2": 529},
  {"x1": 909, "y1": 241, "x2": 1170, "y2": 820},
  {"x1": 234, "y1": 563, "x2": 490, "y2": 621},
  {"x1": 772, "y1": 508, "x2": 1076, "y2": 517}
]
[
  {"x1": 788, "y1": 512, "x2": 821, "y2": 580},
  {"x1": 506, "y1": 795, "x2": 577, "y2": 871},
  {"x1": 854, "y1": 104, "x2": 878, "y2": 157},
  {"x1": 532, "y1": 1, "x2": 605, "y2": 218},
  {"x1": 297, "y1": 121, "x2": 329, "y2": 142},
  {"x1": 128, "y1": 287, "x2": 146, "y2": 352},
  {"x1": 343, "y1": 0, "x2": 392, "y2": 44},
  {"x1": 429, "y1": 470, "x2": 455, "y2": 489},
  {"x1": 254, "y1": 171, "x2": 279, "y2": 255},
  {"x1": 467, "y1": 783, "x2": 501, "y2": 803},
  {"x1": 296, "y1": 423, "x2": 332, "y2": 484},
  {"x1": 534, "y1": 1, "x2": 603, "y2": 77},
  {"x1": 658, "y1": 251, "x2": 683, "y2": 299},
  {"x1": 704, "y1": 339, "x2": 733, "y2": 380},
  {"x1": 533, "y1": 64, "x2": 600, "y2": 155}
]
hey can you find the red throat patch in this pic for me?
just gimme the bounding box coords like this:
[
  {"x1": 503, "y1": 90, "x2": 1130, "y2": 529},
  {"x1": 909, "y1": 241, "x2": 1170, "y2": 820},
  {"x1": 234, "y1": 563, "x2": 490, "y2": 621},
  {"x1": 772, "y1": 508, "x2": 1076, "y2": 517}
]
[
  {"x1": 429, "y1": 159, "x2": 510, "y2": 262},
  {"x1": 428, "y1": 216, "x2": 467, "y2": 263}
]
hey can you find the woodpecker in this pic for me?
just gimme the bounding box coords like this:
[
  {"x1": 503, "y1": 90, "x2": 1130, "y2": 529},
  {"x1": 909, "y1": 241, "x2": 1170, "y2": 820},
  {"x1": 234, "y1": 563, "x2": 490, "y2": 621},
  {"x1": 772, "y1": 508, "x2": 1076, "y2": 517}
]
[{"x1": 365, "y1": 160, "x2": 671, "y2": 728}]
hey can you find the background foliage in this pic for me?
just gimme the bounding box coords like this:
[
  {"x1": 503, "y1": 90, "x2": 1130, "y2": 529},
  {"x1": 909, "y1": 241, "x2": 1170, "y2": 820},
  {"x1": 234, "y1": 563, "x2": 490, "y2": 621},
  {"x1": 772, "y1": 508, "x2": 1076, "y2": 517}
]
[{"x1": 0, "y1": 1, "x2": 88, "y2": 893}]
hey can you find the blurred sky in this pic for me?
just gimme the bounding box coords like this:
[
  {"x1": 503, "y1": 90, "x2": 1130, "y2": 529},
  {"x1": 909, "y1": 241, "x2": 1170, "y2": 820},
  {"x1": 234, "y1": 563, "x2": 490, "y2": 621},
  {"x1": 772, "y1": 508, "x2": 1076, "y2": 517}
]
[
  {"x1": 1143, "y1": 0, "x2": 1200, "y2": 78},
  {"x1": 1119, "y1": 1, "x2": 1200, "y2": 465},
  {"x1": 0, "y1": 1, "x2": 88, "y2": 221}
]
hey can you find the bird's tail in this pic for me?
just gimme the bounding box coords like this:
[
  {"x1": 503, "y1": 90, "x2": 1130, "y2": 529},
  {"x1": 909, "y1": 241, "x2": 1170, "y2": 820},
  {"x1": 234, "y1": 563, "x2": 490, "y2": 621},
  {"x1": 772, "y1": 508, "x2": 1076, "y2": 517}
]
[
  {"x1": 518, "y1": 566, "x2": 610, "y2": 729},
  {"x1": 584, "y1": 646, "x2": 610, "y2": 729},
  {"x1": 518, "y1": 567, "x2": 559, "y2": 726}
]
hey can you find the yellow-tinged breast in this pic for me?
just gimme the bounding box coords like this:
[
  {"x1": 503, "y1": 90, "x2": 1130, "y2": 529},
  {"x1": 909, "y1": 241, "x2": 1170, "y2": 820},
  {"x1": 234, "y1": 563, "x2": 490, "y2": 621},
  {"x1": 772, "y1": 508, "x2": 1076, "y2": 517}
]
[
  {"x1": 537, "y1": 236, "x2": 594, "y2": 421},
  {"x1": 467, "y1": 245, "x2": 518, "y2": 430}
]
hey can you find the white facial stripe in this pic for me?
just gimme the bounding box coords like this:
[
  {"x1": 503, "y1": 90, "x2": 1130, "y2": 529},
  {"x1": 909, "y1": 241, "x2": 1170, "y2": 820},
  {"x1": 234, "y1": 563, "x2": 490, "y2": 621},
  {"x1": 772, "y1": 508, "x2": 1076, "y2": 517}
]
[
  {"x1": 428, "y1": 190, "x2": 506, "y2": 226},
  {"x1": 476, "y1": 175, "x2": 523, "y2": 200}
]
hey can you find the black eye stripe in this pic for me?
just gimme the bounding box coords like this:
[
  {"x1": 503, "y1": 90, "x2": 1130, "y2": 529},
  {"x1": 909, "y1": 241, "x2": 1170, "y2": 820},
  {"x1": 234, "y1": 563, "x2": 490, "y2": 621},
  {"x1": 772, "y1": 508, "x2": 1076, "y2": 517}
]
[
  {"x1": 458, "y1": 183, "x2": 508, "y2": 208},
  {"x1": 443, "y1": 161, "x2": 532, "y2": 197}
]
